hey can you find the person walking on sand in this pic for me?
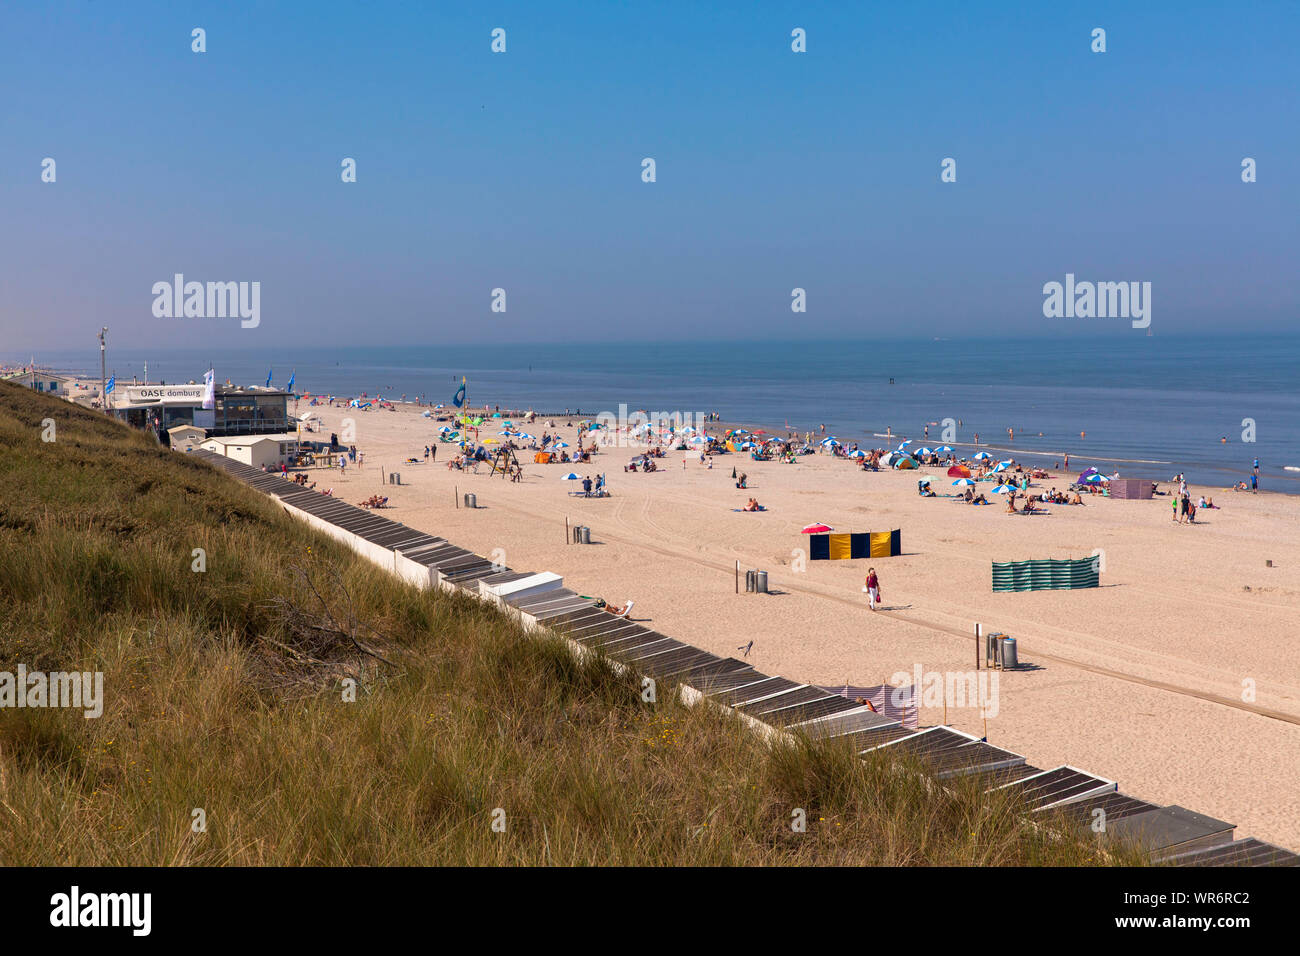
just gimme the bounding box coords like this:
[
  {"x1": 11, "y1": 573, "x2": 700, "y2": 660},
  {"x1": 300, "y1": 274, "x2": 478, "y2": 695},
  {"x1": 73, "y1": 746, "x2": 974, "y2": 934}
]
[{"x1": 864, "y1": 567, "x2": 881, "y2": 611}]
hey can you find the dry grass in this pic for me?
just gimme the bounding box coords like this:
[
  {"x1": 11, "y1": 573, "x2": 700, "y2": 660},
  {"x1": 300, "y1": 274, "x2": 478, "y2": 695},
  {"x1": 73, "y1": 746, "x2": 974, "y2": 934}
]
[{"x1": 0, "y1": 381, "x2": 1141, "y2": 865}]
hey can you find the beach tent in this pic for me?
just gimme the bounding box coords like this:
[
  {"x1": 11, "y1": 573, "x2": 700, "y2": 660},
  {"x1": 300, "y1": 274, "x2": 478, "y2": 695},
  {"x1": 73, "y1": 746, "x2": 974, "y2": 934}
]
[
  {"x1": 1109, "y1": 478, "x2": 1152, "y2": 499},
  {"x1": 809, "y1": 530, "x2": 902, "y2": 560},
  {"x1": 947, "y1": 464, "x2": 972, "y2": 478},
  {"x1": 893, "y1": 456, "x2": 916, "y2": 469}
]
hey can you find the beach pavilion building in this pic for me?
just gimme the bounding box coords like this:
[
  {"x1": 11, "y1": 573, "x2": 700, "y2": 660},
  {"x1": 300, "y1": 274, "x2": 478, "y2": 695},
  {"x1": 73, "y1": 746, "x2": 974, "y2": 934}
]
[{"x1": 110, "y1": 383, "x2": 294, "y2": 436}]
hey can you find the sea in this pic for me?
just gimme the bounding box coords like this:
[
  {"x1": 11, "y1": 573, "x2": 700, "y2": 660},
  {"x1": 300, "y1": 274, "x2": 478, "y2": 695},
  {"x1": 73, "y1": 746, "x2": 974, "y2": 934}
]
[{"x1": 11, "y1": 334, "x2": 1300, "y2": 492}]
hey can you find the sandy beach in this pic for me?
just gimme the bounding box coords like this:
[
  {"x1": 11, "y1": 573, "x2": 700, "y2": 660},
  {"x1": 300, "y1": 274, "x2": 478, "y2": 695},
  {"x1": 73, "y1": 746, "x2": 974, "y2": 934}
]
[{"x1": 274, "y1": 399, "x2": 1300, "y2": 850}]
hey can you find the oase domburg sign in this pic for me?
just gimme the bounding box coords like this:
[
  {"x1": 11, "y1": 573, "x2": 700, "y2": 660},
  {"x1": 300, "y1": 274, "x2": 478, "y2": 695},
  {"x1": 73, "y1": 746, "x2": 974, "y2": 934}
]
[{"x1": 120, "y1": 385, "x2": 207, "y2": 405}]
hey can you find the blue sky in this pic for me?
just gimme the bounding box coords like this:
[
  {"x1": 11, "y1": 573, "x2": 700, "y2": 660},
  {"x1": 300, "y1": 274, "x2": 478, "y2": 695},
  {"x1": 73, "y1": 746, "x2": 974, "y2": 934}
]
[{"x1": 1, "y1": 0, "x2": 1296, "y2": 350}]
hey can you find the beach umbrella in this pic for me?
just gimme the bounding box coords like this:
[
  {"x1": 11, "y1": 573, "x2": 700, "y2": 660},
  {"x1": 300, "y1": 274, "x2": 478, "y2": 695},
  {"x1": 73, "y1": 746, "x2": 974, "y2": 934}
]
[
  {"x1": 991, "y1": 483, "x2": 1015, "y2": 494},
  {"x1": 1082, "y1": 473, "x2": 1106, "y2": 483},
  {"x1": 998, "y1": 460, "x2": 1014, "y2": 468},
  {"x1": 992, "y1": 463, "x2": 1009, "y2": 473},
  {"x1": 518, "y1": 433, "x2": 534, "y2": 441},
  {"x1": 434, "y1": 403, "x2": 445, "y2": 409},
  {"x1": 974, "y1": 451, "x2": 992, "y2": 460},
  {"x1": 801, "y1": 523, "x2": 833, "y2": 534},
  {"x1": 689, "y1": 435, "x2": 707, "y2": 444},
  {"x1": 937, "y1": 445, "x2": 953, "y2": 454},
  {"x1": 753, "y1": 429, "x2": 767, "y2": 435},
  {"x1": 898, "y1": 439, "x2": 913, "y2": 446},
  {"x1": 561, "y1": 473, "x2": 581, "y2": 480},
  {"x1": 849, "y1": 449, "x2": 867, "y2": 458},
  {"x1": 733, "y1": 428, "x2": 749, "y2": 435},
  {"x1": 916, "y1": 447, "x2": 933, "y2": 456},
  {"x1": 952, "y1": 478, "x2": 976, "y2": 486},
  {"x1": 438, "y1": 425, "x2": 454, "y2": 433},
  {"x1": 553, "y1": 441, "x2": 570, "y2": 448},
  {"x1": 821, "y1": 438, "x2": 840, "y2": 447},
  {"x1": 739, "y1": 441, "x2": 756, "y2": 449}
]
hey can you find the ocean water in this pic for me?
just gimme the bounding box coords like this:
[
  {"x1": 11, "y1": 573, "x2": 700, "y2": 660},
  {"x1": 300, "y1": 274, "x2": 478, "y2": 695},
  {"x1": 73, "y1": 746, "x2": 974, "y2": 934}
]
[{"x1": 13, "y1": 335, "x2": 1300, "y2": 492}]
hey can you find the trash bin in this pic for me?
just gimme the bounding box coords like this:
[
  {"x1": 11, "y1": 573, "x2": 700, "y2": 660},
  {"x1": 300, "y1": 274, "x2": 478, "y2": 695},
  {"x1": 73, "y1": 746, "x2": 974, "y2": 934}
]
[
  {"x1": 986, "y1": 631, "x2": 1004, "y2": 667},
  {"x1": 755, "y1": 570, "x2": 768, "y2": 593},
  {"x1": 745, "y1": 570, "x2": 757, "y2": 592},
  {"x1": 580, "y1": 526, "x2": 591, "y2": 545},
  {"x1": 999, "y1": 637, "x2": 1018, "y2": 669},
  {"x1": 464, "y1": 493, "x2": 476, "y2": 508}
]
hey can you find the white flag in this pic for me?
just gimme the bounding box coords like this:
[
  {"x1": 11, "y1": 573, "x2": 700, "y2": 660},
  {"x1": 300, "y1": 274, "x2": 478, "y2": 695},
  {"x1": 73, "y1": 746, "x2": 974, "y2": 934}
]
[{"x1": 203, "y1": 368, "x2": 215, "y2": 410}]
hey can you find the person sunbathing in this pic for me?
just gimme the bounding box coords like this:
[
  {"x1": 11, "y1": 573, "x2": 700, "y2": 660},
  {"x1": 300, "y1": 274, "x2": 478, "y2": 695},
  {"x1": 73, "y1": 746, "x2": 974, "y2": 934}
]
[
  {"x1": 742, "y1": 497, "x2": 761, "y2": 512},
  {"x1": 972, "y1": 493, "x2": 988, "y2": 504},
  {"x1": 1023, "y1": 497, "x2": 1037, "y2": 513}
]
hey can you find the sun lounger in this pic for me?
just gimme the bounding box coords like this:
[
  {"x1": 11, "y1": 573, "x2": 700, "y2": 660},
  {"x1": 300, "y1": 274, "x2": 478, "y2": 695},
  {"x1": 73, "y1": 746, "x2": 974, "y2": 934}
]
[{"x1": 608, "y1": 600, "x2": 635, "y2": 619}]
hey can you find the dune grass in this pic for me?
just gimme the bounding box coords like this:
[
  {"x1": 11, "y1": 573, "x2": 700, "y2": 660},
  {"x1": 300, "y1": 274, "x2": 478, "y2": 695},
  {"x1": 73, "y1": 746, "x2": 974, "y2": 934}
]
[{"x1": 0, "y1": 381, "x2": 1140, "y2": 865}]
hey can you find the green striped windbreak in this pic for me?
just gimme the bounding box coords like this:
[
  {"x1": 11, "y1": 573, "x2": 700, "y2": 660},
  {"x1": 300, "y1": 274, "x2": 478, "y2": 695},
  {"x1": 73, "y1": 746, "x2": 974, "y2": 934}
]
[{"x1": 991, "y1": 557, "x2": 1099, "y2": 592}]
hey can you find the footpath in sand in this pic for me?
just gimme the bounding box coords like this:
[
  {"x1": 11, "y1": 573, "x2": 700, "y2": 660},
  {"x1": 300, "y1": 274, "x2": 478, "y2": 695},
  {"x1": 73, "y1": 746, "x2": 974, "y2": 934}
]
[{"x1": 290, "y1": 402, "x2": 1300, "y2": 850}]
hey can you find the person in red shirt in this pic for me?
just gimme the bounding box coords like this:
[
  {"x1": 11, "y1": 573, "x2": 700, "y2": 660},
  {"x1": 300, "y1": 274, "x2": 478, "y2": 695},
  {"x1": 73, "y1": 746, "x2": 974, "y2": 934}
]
[{"x1": 865, "y1": 568, "x2": 881, "y2": 611}]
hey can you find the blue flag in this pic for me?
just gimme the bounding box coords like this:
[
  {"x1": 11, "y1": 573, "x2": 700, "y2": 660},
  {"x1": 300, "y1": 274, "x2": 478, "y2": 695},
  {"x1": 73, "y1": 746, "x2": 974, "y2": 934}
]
[
  {"x1": 105, "y1": 375, "x2": 115, "y2": 393},
  {"x1": 452, "y1": 379, "x2": 466, "y2": 408},
  {"x1": 286, "y1": 370, "x2": 295, "y2": 392},
  {"x1": 266, "y1": 369, "x2": 273, "y2": 388}
]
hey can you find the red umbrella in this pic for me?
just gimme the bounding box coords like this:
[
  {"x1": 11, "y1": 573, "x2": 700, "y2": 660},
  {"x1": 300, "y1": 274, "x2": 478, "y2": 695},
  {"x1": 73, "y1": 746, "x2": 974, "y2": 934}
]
[{"x1": 801, "y1": 523, "x2": 833, "y2": 533}]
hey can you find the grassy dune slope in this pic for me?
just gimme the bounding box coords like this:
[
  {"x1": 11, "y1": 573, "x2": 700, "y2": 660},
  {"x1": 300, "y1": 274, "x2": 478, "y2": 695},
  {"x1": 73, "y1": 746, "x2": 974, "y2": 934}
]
[{"x1": 0, "y1": 381, "x2": 1134, "y2": 865}]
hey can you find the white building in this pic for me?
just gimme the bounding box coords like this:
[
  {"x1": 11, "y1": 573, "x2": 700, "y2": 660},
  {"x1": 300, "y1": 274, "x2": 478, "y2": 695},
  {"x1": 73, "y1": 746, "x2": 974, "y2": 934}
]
[
  {"x1": 198, "y1": 433, "x2": 300, "y2": 469},
  {"x1": 166, "y1": 424, "x2": 207, "y2": 451}
]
